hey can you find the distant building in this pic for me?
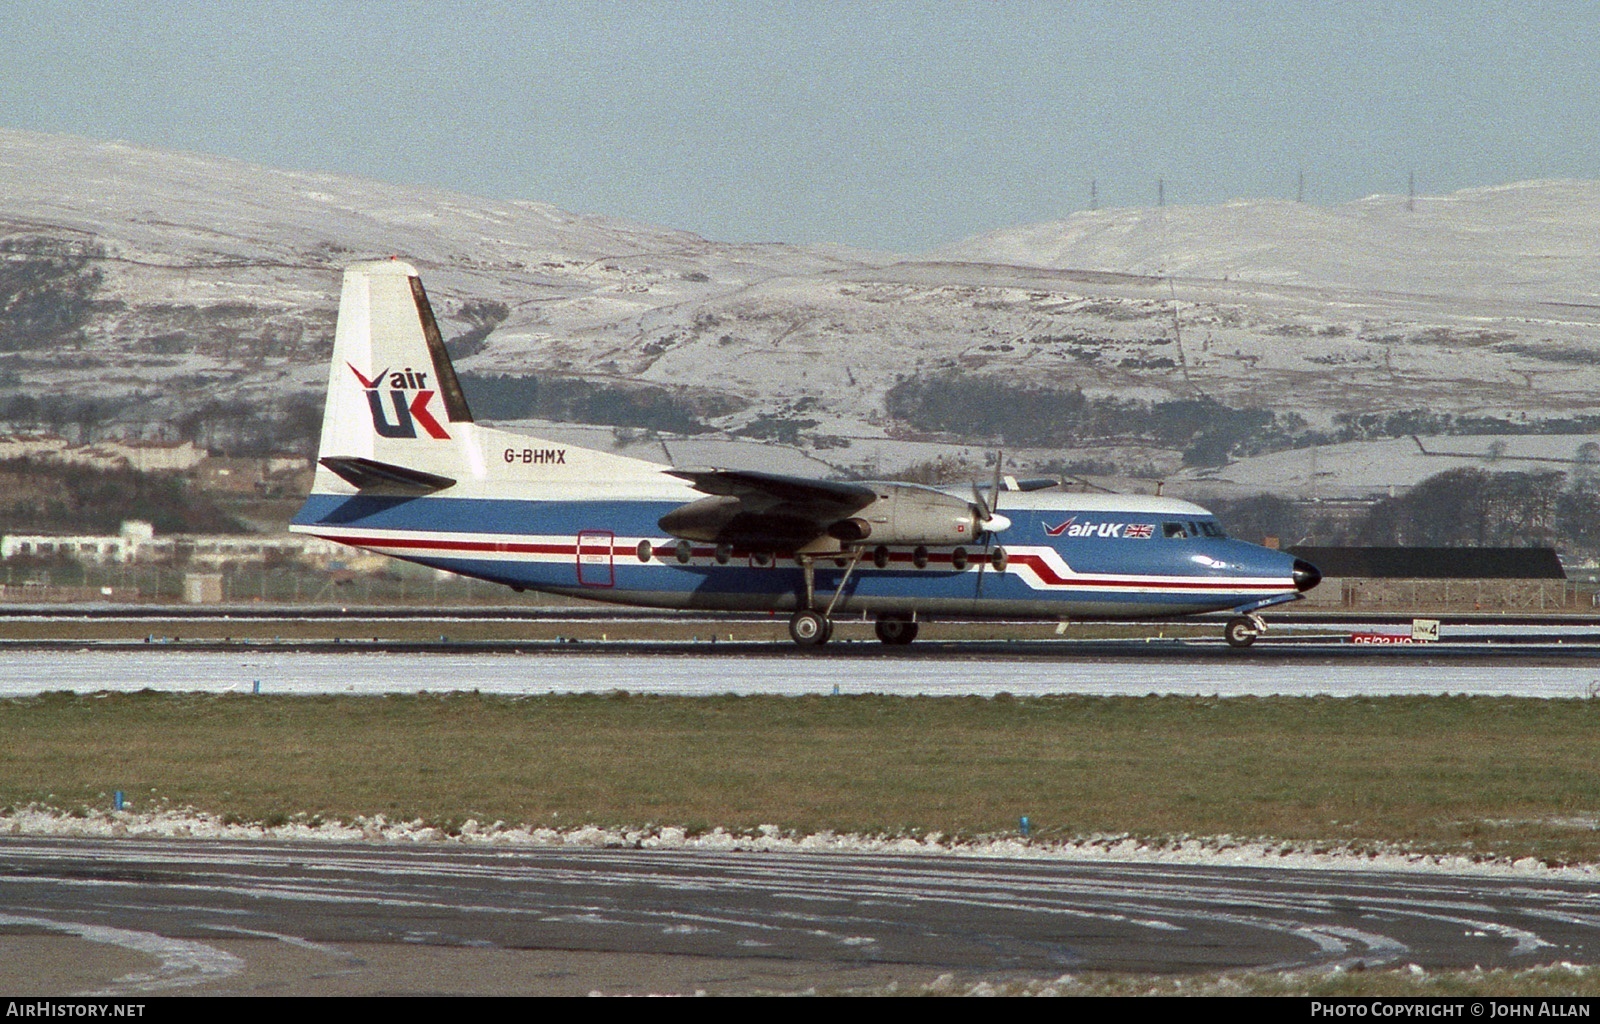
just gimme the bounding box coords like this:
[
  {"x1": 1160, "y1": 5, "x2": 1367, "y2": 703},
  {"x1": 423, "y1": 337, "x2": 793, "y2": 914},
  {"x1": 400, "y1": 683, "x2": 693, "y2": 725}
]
[
  {"x1": 0, "y1": 434, "x2": 205, "y2": 472},
  {"x1": 183, "y1": 573, "x2": 224, "y2": 604},
  {"x1": 192, "y1": 455, "x2": 313, "y2": 495},
  {"x1": 106, "y1": 439, "x2": 206, "y2": 473},
  {"x1": 194, "y1": 457, "x2": 269, "y2": 494},
  {"x1": 0, "y1": 520, "x2": 154, "y2": 563},
  {"x1": 0, "y1": 434, "x2": 310, "y2": 495},
  {"x1": 0, "y1": 520, "x2": 340, "y2": 566}
]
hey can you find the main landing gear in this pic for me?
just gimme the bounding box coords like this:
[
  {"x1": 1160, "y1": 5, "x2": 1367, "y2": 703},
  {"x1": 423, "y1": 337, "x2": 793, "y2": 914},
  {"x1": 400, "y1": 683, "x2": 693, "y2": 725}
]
[
  {"x1": 788, "y1": 609, "x2": 834, "y2": 646},
  {"x1": 789, "y1": 552, "x2": 922, "y2": 647},
  {"x1": 787, "y1": 609, "x2": 920, "y2": 646},
  {"x1": 874, "y1": 614, "x2": 919, "y2": 645},
  {"x1": 1224, "y1": 613, "x2": 1267, "y2": 648}
]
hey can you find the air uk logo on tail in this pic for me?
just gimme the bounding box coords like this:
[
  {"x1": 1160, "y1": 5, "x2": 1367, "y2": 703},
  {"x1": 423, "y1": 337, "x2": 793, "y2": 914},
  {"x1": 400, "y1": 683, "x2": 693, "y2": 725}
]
[{"x1": 349, "y1": 363, "x2": 450, "y2": 440}]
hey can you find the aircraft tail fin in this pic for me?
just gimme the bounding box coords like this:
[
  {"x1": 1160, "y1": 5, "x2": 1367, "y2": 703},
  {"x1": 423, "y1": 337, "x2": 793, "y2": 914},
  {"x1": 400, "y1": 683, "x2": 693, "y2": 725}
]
[
  {"x1": 312, "y1": 259, "x2": 478, "y2": 480},
  {"x1": 307, "y1": 259, "x2": 677, "y2": 498}
]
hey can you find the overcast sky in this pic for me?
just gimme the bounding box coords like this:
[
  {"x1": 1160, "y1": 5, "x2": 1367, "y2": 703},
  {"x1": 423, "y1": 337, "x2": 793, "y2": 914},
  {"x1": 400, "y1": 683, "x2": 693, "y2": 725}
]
[{"x1": 3, "y1": 1, "x2": 1597, "y2": 252}]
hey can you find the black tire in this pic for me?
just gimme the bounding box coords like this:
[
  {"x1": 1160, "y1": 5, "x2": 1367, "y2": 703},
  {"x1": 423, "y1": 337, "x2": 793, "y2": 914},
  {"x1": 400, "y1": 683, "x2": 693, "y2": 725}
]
[
  {"x1": 1224, "y1": 616, "x2": 1258, "y2": 648},
  {"x1": 789, "y1": 610, "x2": 831, "y2": 646},
  {"x1": 874, "y1": 616, "x2": 920, "y2": 645}
]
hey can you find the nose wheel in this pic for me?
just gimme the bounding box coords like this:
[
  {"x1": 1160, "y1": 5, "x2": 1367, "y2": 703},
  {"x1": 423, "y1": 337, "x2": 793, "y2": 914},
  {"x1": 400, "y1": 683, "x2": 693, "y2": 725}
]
[{"x1": 788, "y1": 610, "x2": 833, "y2": 646}]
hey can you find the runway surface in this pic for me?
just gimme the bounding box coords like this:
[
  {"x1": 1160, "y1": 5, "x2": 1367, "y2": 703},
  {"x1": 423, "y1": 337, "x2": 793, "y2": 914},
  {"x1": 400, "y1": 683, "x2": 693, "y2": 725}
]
[
  {"x1": 3, "y1": 645, "x2": 1600, "y2": 697},
  {"x1": 3, "y1": 604, "x2": 1599, "y2": 626},
  {"x1": 1, "y1": 837, "x2": 1597, "y2": 995}
]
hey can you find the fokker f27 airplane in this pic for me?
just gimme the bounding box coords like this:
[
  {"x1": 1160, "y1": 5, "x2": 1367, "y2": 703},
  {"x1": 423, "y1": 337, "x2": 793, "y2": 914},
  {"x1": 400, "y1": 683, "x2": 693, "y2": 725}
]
[{"x1": 291, "y1": 260, "x2": 1321, "y2": 647}]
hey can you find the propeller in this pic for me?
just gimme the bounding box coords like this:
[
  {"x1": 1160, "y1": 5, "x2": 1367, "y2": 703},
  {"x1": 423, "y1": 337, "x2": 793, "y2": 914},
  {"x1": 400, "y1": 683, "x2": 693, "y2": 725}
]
[{"x1": 971, "y1": 450, "x2": 1011, "y2": 536}]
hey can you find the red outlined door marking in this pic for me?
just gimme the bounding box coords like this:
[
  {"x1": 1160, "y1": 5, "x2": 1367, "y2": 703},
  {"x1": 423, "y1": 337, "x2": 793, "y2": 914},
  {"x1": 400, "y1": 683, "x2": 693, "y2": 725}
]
[{"x1": 576, "y1": 530, "x2": 615, "y2": 587}]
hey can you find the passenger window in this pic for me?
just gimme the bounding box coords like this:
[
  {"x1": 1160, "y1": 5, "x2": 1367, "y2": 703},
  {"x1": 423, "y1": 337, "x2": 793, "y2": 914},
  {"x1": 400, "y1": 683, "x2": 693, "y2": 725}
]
[{"x1": 1163, "y1": 522, "x2": 1186, "y2": 539}]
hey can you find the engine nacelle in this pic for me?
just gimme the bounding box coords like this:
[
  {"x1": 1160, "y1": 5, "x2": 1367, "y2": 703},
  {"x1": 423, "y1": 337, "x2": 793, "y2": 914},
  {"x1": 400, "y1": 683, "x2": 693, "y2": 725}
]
[
  {"x1": 826, "y1": 483, "x2": 1005, "y2": 546},
  {"x1": 658, "y1": 495, "x2": 827, "y2": 547}
]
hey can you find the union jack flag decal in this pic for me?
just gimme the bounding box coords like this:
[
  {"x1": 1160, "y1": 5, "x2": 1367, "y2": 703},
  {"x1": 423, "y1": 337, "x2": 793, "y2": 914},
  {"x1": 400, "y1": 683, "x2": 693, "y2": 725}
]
[{"x1": 1124, "y1": 523, "x2": 1155, "y2": 539}]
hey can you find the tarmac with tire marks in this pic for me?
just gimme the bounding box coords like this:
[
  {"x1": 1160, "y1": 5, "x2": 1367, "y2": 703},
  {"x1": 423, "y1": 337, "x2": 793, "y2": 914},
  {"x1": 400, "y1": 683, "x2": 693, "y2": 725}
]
[{"x1": 3, "y1": 837, "x2": 1600, "y2": 994}]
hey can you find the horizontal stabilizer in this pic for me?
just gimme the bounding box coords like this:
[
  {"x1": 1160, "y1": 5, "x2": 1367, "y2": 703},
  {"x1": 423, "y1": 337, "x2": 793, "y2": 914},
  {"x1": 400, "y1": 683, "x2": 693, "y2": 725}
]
[{"x1": 319, "y1": 456, "x2": 456, "y2": 494}]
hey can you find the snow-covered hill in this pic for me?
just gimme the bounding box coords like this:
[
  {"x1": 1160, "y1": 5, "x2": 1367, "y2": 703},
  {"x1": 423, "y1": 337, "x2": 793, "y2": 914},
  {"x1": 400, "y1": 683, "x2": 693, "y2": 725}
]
[
  {"x1": 4, "y1": 128, "x2": 1600, "y2": 491},
  {"x1": 933, "y1": 181, "x2": 1600, "y2": 305},
  {"x1": 1174, "y1": 433, "x2": 1600, "y2": 501}
]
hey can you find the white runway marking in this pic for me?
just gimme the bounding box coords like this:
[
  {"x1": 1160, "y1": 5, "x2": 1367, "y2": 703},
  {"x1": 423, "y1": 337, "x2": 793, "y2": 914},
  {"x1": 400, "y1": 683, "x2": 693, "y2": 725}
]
[{"x1": 0, "y1": 649, "x2": 1595, "y2": 697}]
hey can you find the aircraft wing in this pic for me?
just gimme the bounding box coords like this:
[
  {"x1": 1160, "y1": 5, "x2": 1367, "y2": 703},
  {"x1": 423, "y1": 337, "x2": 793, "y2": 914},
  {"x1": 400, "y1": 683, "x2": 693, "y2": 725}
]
[
  {"x1": 660, "y1": 468, "x2": 878, "y2": 546},
  {"x1": 665, "y1": 468, "x2": 876, "y2": 511}
]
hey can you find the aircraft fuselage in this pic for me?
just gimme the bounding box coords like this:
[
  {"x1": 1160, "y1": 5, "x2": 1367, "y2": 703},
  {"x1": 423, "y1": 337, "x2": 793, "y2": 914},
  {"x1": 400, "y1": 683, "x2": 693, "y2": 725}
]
[{"x1": 294, "y1": 489, "x2": 1309, "y2": 620}]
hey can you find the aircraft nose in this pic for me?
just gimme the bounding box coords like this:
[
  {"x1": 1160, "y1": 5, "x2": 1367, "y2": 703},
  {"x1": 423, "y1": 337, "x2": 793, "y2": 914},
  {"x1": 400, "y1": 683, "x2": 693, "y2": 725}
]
[{"x1": 1292, "y1": 558, "x2": 1321, "y2": 592}]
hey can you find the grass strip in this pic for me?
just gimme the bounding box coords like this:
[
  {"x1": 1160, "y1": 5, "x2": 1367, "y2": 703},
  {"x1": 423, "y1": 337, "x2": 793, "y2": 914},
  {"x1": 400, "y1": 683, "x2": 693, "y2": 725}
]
[{"x1": 4, "y1": 691, "x2": 1600, "y2": 863}]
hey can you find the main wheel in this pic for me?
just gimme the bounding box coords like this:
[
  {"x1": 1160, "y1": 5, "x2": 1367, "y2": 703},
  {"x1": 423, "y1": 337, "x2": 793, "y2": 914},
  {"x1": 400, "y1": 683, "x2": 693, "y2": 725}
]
[
  {"x1": 1224, "y1": 616, "x2": 1258, "y2": 648},
  {"x1": 873, "y1": 616, "x2": 919, "y2": 645},
  {"x1": 789, "y1": 610, "x2": 831, "y2": 646}
]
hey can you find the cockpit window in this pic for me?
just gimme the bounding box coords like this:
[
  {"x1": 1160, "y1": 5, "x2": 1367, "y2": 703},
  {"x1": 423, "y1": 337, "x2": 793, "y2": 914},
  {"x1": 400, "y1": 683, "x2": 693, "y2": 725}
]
[{"x1": 1165, "y1": 520, "x2": 1227, "y2": 539}]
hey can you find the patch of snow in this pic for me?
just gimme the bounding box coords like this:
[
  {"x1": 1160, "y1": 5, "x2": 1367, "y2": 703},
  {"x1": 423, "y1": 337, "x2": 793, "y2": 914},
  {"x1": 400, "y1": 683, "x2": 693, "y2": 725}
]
[
  {"x1": 0, "y1": 911, "x2": 244, "y2": 993},
  {"x1": 6, "y1": 804, "x2": 1598, "y2": 879},
  {"x1": 3, "y1": 648, "x2": 1599, "y2": 698},
  {"x1": 932, "y1": 182, "x2": 1600, "y2": 305},
  {"x1": 1176, "y1": 433, "x2": 1600, "y2": 500}
]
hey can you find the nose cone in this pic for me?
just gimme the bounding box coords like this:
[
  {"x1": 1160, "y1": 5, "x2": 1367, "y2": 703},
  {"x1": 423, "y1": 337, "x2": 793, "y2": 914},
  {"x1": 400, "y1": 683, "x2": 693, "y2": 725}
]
[{"x1": 1292, "y1": 558, "x2": 1321, "y2": 592}]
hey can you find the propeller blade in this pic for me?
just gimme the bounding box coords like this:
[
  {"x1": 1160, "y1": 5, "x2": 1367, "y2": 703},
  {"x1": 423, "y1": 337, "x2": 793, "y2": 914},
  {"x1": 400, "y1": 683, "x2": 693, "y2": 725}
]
[{"x1": 970, "y1": 482, "x2": 992, "y2": 521}]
